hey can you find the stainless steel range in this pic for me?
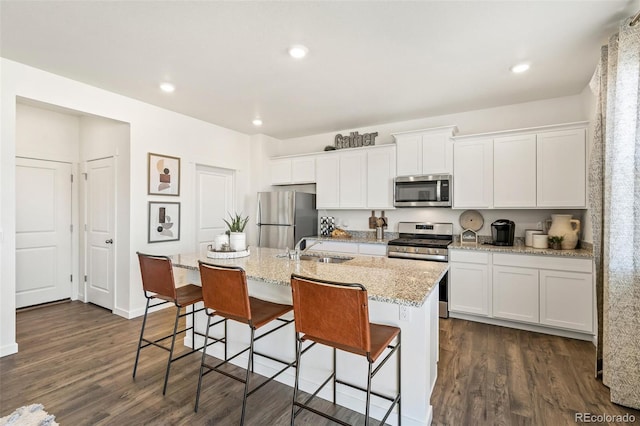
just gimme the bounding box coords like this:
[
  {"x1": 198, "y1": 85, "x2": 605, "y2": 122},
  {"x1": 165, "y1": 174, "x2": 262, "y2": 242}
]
[
  {"x1": 387, "y1": 222, "x2": 453, "y2": 318},
  {"x1": 387, "y1": 222, "x2": 453, "y2": 262}
]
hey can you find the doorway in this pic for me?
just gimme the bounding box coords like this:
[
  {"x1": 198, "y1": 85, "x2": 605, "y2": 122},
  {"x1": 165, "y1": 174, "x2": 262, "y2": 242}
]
[{"x1": 15, "y1": 157, "x2": 72, "y2": 308}]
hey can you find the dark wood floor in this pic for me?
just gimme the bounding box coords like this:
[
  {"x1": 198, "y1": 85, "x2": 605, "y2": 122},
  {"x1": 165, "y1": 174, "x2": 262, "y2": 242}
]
[{"x1": 1, "y1": 302, "x2": 637, "y2": 425}]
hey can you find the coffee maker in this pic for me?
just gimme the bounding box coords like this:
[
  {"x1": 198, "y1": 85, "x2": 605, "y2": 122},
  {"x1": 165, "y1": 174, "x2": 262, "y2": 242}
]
[{"x1": 491, "y1": 219, "x2": 515, "y2": 246}]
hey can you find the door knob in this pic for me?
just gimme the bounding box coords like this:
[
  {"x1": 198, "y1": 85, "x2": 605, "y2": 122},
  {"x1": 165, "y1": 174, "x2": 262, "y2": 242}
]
[{"x1": 105, "y1": 239, "x2": 113, "y2": 244}]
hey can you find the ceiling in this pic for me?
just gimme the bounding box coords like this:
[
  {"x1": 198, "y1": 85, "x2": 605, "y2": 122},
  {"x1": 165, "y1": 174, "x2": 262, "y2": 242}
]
[{"x1": 1, "y1": 1, "x2": 638, "y2": 139}]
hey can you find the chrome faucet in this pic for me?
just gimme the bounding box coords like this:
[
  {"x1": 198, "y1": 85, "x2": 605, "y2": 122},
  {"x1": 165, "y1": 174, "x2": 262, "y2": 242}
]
[{"x1": 292, "y1": 239, "x2": 322, "y2": 259}]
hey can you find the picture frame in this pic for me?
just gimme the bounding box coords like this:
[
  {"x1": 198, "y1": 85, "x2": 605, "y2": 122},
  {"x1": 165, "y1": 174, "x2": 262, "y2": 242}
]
[
  {"x1": 148, "y1": 201, "x2": 180, "y2": 243},
  {"x1": 148, "y1": 152, "x2": 180, "y2": 196}
]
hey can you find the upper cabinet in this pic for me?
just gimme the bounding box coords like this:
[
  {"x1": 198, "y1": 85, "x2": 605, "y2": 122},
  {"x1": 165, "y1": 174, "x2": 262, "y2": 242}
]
[
  {"x1": 393, "y1": 126, "x2": 457, "y2": 176},
  {"x1": 453, "y1": 122, "x2": 587, "y2": 209},
  {"x1": 316, "y1": 145, "x2": 396, "y2": 210},
  {"x1": 269, "y1": 155, "x2": 316, "y2": 185}
]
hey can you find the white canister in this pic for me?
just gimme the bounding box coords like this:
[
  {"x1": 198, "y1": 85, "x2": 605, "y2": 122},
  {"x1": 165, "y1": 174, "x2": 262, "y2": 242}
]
[
  {"x1": 532, "y1": 234, "x2": 548, "y2": 249},
  {"x1": 214, "y1": 233, "x2": 229, "y2": 251},
  {"x1": 525, "y1": 229, "x2": 544, "y2": 247}
]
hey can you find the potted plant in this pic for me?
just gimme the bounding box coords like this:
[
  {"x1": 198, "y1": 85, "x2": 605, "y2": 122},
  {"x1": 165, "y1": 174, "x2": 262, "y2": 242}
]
[
  {"x1": 224, "y1": 212, "x2": 249, "y2": 251},
  {"x1": 548, "y1": 235, "x2": 564, "y2": 250}
]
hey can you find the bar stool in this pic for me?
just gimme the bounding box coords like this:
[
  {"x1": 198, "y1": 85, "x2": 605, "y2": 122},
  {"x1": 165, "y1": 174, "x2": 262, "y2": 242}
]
[
  {"x1": 289, "y1": 274, "x2": 401, "y2": 426},
  {"x1": 133, "y1": 252, "x2": 206, "y2": 395},
  {"x1": 195, "y1": 261, "x2": 295, "y2": 425}
]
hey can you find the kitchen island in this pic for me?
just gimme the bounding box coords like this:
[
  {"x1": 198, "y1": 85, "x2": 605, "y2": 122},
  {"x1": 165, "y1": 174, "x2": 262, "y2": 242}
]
[{"x1": 173, "y1": 247, "x2": 447, "y2": 426}]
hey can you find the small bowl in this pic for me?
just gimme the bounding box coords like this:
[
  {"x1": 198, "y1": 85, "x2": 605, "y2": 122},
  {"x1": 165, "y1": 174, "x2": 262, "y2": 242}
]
[{"x1": 532, "y1": 234, "x2": 548, "y2": 249}]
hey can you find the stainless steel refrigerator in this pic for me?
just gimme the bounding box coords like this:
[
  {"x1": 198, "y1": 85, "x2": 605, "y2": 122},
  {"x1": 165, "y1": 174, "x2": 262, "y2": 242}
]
[{"x1": 256, "y1": 191, "x2": 317, "y2": 249}]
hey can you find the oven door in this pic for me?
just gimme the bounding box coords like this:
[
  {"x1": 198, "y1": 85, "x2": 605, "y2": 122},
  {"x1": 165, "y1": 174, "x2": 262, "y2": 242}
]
[{"x1": 394, "y1": 175, "x2": 451, "y2": 207}]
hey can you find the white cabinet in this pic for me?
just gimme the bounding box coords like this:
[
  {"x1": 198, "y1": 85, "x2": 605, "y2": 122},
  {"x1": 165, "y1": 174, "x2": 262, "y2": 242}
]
[
  {"x1": 453, "y1": 138, "x2": 493, "y2": 209},
  {"x1": 315, "y1": 145, "x2": 396, "y2": 210},
  {"x1": 269, "y1": 155, "x2": 316, "y2": 185},
  {"x1": 316, "y1": 155, "x2": 340, "y2": 208},
  {"x1": 537, "y1": 129, "x2": 586, "y2": 208},
  {"x1": 366, "y1": 146, "x2": 395, "y2": 209},
  {"x1": 453, "y1": 122, "x2": 587, "y2": 209},
  {"x1": 393, "y1": 126, "x2": 457, "y2": 176},
  {"x1": 338, "y1": 151, "x2": 367, "y2": 208},
  {"x1": 540, "y1": 269, "x2": 592, "y2": 332},
  {"x1": 493, "y1": 134, "x2": 537, "y2": 208},
  {"x1": 448, "y1": 250, "x2": 491, "y2": 316},
  {"x1": 492, "y1": 265, "x2": 539, "y2": 323}
]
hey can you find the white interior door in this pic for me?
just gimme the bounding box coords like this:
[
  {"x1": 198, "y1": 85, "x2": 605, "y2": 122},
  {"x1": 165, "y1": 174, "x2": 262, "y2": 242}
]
[
  {"x1": 15, "y1": 158, "x2": 72, "y2": 308},
  {"x1": 196, "y1": 165, "x2": 234, "y2": 254},
  {"x1": 86, "y1": 157, "x2": 115, "y2": 310}
]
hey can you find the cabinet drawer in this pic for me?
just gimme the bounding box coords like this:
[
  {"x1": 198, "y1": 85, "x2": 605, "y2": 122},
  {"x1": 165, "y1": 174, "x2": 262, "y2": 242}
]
[
  {"x1": 493, "y1": 253, "x2": 592, "y2": 273},
  {"x1": 449, "y1": 249, "x2": 490, "y2": 264}
]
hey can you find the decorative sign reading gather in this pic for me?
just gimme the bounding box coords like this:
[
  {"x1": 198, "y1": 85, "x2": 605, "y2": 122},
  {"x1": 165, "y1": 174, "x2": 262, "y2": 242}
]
[{"x1": 334, "y1": 131, "x2": 378, "y2": 149}]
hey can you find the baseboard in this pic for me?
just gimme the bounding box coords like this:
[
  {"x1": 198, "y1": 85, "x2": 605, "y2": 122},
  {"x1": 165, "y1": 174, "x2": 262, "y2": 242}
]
[
  {"x1": 0, "y1": 342, "x2": 18, "y2": 357},
  {"x1": 112, "y1": 307, "x2": 133, "y2": 319},
  {"x1": 449, "y1": 312, "x2": 594, "y2": 341}
]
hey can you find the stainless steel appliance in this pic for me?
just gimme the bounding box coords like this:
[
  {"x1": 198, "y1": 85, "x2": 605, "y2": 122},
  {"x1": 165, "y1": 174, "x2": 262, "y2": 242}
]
[
  {"x1": 491, "y1": 219, "x2": 515, "y2": 246},
  {"x1": 256, "y1": 191, "x2": 317, "y2": 250},
  {"x1": 394, "y1": 174, "x2": 452, "y2": 207},
  {"x1": 387, "y1": 222, "x2": 453, "y2": 318}
]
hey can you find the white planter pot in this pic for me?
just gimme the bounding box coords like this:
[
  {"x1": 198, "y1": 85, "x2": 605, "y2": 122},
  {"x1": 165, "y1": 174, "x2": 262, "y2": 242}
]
[{"x1": 229, "y1": 232, "x2": 246, "y2": 251}]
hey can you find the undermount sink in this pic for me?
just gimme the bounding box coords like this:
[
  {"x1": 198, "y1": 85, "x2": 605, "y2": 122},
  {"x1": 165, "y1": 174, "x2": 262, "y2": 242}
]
[{"x1": 299, "y1": 255, "x2": 353, "y2": 264}]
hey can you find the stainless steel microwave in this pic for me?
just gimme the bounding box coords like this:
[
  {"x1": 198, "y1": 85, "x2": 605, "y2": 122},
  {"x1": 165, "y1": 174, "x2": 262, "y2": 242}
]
[{"x1": 394, "y1": 174, "x2": 452, "y2": 207}]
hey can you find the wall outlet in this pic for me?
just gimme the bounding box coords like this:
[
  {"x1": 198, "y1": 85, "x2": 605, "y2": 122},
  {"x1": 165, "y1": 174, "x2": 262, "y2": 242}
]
[{"x1": 399, "y1": 305, "x2": 411, "y2": 321}]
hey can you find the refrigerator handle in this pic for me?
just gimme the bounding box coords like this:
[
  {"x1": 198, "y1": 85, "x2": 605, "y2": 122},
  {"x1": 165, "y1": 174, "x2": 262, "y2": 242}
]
[{"x1": 256, "y1": 200, "x2": 261, "y2": 246}]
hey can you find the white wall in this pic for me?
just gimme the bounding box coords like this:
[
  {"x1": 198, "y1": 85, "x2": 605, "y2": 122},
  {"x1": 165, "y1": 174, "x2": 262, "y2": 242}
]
[{"x1": 1, "y1": 58, "x2": 251, "y2": 356}]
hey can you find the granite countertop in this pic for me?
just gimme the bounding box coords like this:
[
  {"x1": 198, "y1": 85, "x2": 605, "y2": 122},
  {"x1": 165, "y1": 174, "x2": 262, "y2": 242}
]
[
  {"x1": 307, "y1": 235, "x2": 393, "y2": 245},
  {"x1": 172, "y1": 247, "x2": 447, "y2": 307},
  {"x1": 449, "y1": 240, "x2": 593, "y2": 258}
]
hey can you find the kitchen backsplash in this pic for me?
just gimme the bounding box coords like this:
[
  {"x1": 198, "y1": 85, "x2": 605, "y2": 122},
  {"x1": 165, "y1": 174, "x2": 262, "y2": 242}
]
[{"x1": 320, "y1": 208, "x2": 587, "y2": 239}]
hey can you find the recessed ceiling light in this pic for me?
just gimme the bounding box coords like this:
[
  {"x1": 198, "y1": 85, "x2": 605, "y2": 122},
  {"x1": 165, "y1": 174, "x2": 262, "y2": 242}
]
[
  {"x1": 252, "y1": 118, "x2": 263, "y2": 126},
  {"x1": 160, "y1": 82, "x2": 175, "y2": 93},
  {"x1": 288, "y1": 45, "x2": 309, "y2": 59},
  {"x1": 510, "y1": 63, "x2": 530, "y2": 74}
]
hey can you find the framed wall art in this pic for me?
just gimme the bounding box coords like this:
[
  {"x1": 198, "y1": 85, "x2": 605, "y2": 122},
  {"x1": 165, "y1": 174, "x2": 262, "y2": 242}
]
[
  {"x1": 148, "y1": 152, "x2": 180, "y2": 196},
  {"x1": 148, "y1": 201, "x2": 180, "y2": 243}
]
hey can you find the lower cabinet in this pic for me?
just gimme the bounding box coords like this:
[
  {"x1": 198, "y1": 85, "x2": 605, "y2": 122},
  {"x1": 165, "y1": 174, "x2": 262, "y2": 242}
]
[
  {"x1": 449, "y1": 249, "x2": 594, "y2": 335},
  {"x1": 492, "y1": 265, "x2": 539, "y2": 323}
]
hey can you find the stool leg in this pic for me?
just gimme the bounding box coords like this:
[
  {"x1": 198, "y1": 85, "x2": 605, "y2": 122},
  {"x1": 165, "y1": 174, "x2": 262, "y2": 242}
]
[
  {"x1": 290, "y1": 334, "x2": 302, "y2": 426},
  {"x1": 398, "y1": 332, "x2": 402, "y2": 426},
  {"x1": 194, "y1": 314, "x2": 212, "y2": 413},
  {"x1": 332, "y1": 347, "x2": 337, "y2": 404},
  {"x1": 240, "y1": 327, "x2": 256, "y2": 425},
  {"x1": 163, "y1": 306, "x2": 181, "y2": 395},
  {"x1": 132, "y1": 298, "x2": 150, "y2": 378},
  {"x1": 365, "y1": 360, "x2": 373, "y2": 426}
]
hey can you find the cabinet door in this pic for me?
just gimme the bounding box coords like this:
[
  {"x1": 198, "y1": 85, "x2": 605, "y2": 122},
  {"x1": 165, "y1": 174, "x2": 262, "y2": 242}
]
[
  {"x1": 453, "y1": 138, "x2": 493, "y2": 208},
  {"x1": 540, "y1": 269, "x2": 593, "y2": 332},
  {"x1": 367, "y1": 146, "x2": 395, "y2": 209},
  {"x1": 449, "y1": 262, "x2": 491, "y2": 316},
  {"x1": 291, "y1": 156, "x2": 316, "y2": 184},
  {"x1": 421, "y1": 132, "x2": 452, "y2": 174},
  {"x1": 493, "y1": 134, "x2": 536, "y2": 208},
  {"x1": 492, "y1": 265, "x2": 539, "y2": 323},
  {"x1": 303, "y1": 240, "x2": 359, "y2": 254},
  {"x1": 339, "y1": 151, "x2": 367, "y2": 208},
  {"x1": 396, "y1": 135, "x2": 422, "y2": 176},
  {"x1": 358, "y1": 243, "x2": 387, "y2": 256},
  {"x1": 270, "y1": 159, "x2": 291, "y2": 185},
  {"x1": 537, "y1": 129, "x2": 586, "y2": 207},
  {"x1": 316, "y1": 155, "x2": 340, "y2": 208}
]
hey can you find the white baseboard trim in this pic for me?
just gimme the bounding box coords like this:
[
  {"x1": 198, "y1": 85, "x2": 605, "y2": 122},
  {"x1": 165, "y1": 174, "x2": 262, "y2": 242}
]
[
  {"x1": 0, "y1": 342, "x2": 18, "y2": 357},
  {"x1": 448, "y1": 312, "x2": 594, "y2": 341}
]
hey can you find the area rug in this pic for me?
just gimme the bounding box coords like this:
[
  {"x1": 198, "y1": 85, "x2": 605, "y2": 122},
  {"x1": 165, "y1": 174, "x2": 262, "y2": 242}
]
[{"x1": 0, "y1": 404, "x2": 58, "y2": 426}]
